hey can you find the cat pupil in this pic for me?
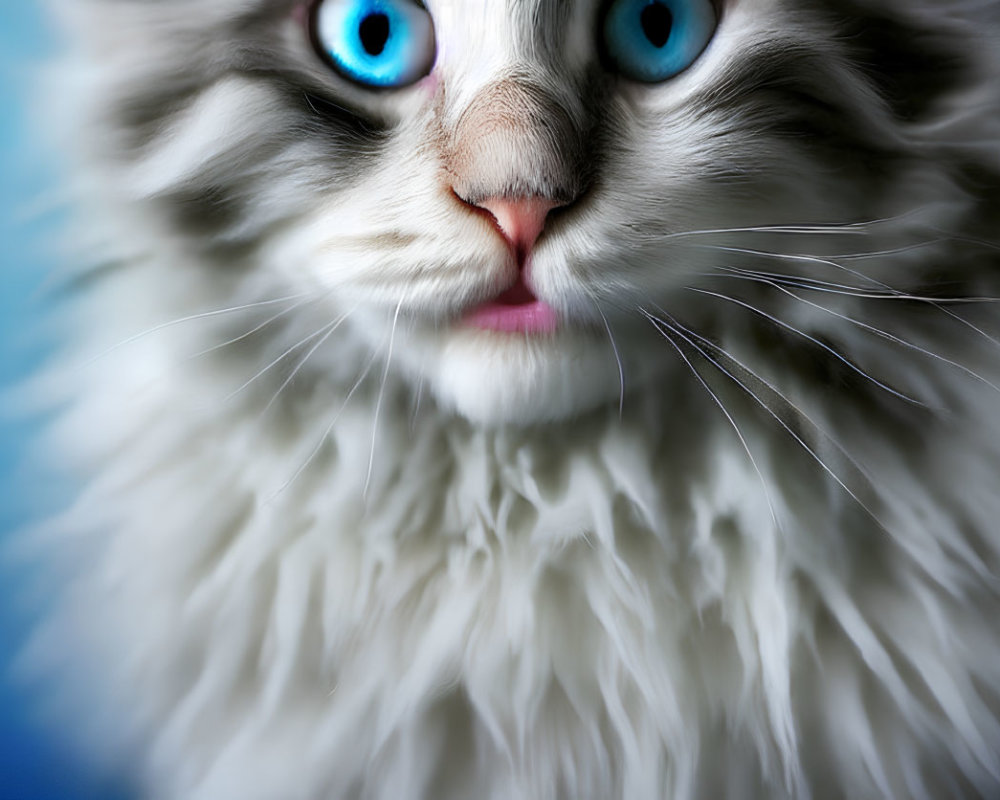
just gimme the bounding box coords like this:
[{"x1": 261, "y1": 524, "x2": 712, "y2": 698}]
[
  {"x1": 639, "y1": 2, "x2": 673, "y2": 48},
  {"x1": 359, "y1": 13, "x2": 391, "y2": 56}
]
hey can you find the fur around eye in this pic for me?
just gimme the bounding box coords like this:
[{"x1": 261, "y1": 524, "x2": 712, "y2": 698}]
[
  {"x1": 602, "y1": 0, "x2": 717, "y2": 82},
  {"x1": 312, "y1": 0, "x2": 436, "y2": 88}
]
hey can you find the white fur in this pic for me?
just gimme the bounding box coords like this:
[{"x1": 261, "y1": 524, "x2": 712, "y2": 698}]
[{"x1": 30, "y1": 0, "x2": 1000, "y2": 798}]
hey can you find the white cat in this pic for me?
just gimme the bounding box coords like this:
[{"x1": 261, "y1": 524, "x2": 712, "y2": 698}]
[{"x1": 33, "y1": 0, "x2": 1000, "y2": 797}]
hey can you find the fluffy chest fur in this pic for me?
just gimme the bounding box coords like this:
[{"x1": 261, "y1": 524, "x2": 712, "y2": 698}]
[
  {"x1": 34, "y1": 0, "x2": 1000, "y2": 797},
  {"x1": 52, "y1": 323, "x2": 1000, "y2": 800}
]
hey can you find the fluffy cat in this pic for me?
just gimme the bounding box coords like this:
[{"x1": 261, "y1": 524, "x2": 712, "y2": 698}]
[{"x1": 30, "y1": 0, "x2": 1000, "y2": 797}]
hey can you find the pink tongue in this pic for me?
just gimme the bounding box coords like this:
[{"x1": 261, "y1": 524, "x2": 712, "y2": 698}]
[{"x1": 463, "y1": 277, "x2": 559, "y2": 334}]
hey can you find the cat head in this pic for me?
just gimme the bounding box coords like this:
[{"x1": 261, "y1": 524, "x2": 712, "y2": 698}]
[{"x1": 53, "y1": 0, "x2": 997, "y2": 424}]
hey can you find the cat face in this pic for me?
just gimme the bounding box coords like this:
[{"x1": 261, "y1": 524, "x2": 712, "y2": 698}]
[{"x1": 69, "y1": 0, "x2": 982, "y2": 424}]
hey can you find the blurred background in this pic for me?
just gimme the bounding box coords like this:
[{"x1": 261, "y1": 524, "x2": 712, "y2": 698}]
[{"x1": 0, "y1": 5, "x2": 130, "y2": 799}]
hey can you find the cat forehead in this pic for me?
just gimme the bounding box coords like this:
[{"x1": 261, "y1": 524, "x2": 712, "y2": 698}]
[
  {"x1": 428, "y1": 0, "x2": 596, "y2": 45},
  {"x1": 423, "y1": 0, "x2": 599, "y2": 113},
  {"x1": 415, "y1": 0, "x2": 602, "y2": 81}
]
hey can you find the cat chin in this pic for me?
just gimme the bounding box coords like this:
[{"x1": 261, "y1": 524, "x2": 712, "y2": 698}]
[{"x1": 414, "y1": 328, "x2": 626, "y2": 425}]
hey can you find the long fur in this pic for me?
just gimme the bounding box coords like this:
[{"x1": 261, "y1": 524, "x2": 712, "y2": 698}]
[{"x1": 30, "y1": 0, "x2": 1000, "y2": 797}]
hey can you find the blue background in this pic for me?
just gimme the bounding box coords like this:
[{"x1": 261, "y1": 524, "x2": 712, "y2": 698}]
[{"x1": 0, "y1": 5, "x2": 130, "y2": 799}]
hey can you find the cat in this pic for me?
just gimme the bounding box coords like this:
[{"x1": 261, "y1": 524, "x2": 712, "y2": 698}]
[{"x1": 30, "y1": 0, "x2": 1000, "y2": 797}]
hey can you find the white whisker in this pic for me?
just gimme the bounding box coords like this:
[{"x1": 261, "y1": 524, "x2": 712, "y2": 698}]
[
  {"x1": 835, "y1": 240, "x2": 945, "y2": 261},
  {"x1": 261, "y1": 307, "x2": 355, "y2": 417},
  {"x1": 934, "y1": 305, "x2": 1000, "y2": 351},
  {"x1": 188, "y1": 297, "x2": 313, "y2": 360},
  {"x1": 697, "y1": 240, "x2": 907, "y2": 301},
  {"x1": 658, "y1": 309, "x2": 888, "y2": 529},
  {"x1": 700, "y1": 245, "x2": 909, "y2": 297},
  {"x1": 594, "y1": 300, "x2": 625, "y2": 417},
  {"x1": 85, "y1": 293, "x2": 309, "y2": 365},
  {"x1": 266, "y1": 349, "x2": 380, "y2": 505},
  {"x1": 410, "y1": 372, "x2": 426, "y2": 432},
  {"x1": 225, "y1": 317, "x2": 344, "y2": 404},
  {"x1": 709, "y1": 247, "x2": 1000, "y2": 354},
  {"x1": 710, "y1": 267, "x2": 1000, "y2": 304},
  {"x1": 364, "y1": 301, "x2": 402, "y2": 501},
  {"x1": 688, "y1": 287, "x2": 930, "y2": 408},
  {"x1": 640, "y1": 308, "x2": 779, "y2": 528},
  {"x1": 762, "y1": 281, "x2": 1000, "y2": 396},
  {"x1": 660, "y1": 212, "x2": 919, "y2": 242}
]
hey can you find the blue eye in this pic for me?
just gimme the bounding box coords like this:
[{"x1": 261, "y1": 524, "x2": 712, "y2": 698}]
[
  {"x1": 602, "y1": 0, "x2": 717, "y2": 83},
  {"x1": 312, "y1": 0, "x2": 436, "y2": 88}
]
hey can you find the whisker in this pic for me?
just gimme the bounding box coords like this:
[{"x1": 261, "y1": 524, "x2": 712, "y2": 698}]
[
  {"x1": 593, "y1": 300, "x2": 625, "y2": 417},
  {"x1": 835, "y1": 240, "x2": 945, "y2": 261},
  {"x1": 656, "y1": 306, "x2": 871, "y2": 488},
  {"x1": 261, "y1": 307, "x2": 355, "y2": 417},
  {"x1": 661, "y1": 212, "x2": 919, "y2": 242},
  {"x1": 640, "y1": 308, "x2": 779, "y2": 528},
  {"x1": 709, "y1": 246, "x2": 1000, "y2": 351},
  {"x1": 265, "y1": 349, "x2": 380, "y2": 505},
  {"x1": 687, "y1": 287, "x2": 929, "y2": 408},
  {"x1": 760, "y1": 281, "x2": 1000, "y2": 396},
  {"x1": 656, "y1": 308, "x2": 887, "y2": 526},
  {"x1": 188, "y1": 297, "x2": 314, "y2": 360},
  {"x1": 708, "y1": 267, "x2": 875, "y2": 296},
  {"x1": 712, "y1": 258, "x2": 1000, "y2": 364},
  {"x1": 928, "y1": 226, "x2": 1000, "y2": 254},
  {"x1": 410, "y1": 372, "x2": 426, "y2": 432},
  {"x1": 934, "y1": 305, "x2": 1000, "y2": 351},
  {"x1": 709, "y1": 267, "x2": 1000, "y2": 304},
  {"x1": 85, "y1": 293, "x2": 309, "y2": 365},
  {"x1": 699, "y1": 245, "x2": 903, "y2": 295},
  {"x1": 225, "y1": 317, "x2": 344, "y2": 404},
  {"x1": 698, "y1": 241, "x2": 915, "y2": 301},
  {"x1": 699, "y1": 240, "x2": 945, "y2": 269},
  {"x1": 364, "y1": 301, "x2": 402, "y2": 501}
]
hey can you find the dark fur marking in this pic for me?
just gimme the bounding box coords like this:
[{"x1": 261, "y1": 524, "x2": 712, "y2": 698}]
[
  {"x1": 163, "y1": 184, "x2": 247, "y2": 240},
  {"x1": 692, "y1": 41, "x2": 909, "y2": 187},
  {"x1": 824, "y1": 0, "x2": 971, "y2": 123},
  {"x1": 112, "y1": 81, "x2": 205, "y2": 153}
]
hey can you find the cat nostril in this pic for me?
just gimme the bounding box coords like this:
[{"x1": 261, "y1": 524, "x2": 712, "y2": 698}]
[{"x1": 460, "y1": 194, "x2": 560, "y2": 258}]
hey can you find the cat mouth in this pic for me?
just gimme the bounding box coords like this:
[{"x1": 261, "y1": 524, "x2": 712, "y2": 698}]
[{"x1": 460, "y1": 275, "x2": 559, "y2": 334}]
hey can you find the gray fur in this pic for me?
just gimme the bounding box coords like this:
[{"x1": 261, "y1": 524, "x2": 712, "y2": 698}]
[{"x1": 34, "y1": 0, "x2": 1000, "y2": 798}]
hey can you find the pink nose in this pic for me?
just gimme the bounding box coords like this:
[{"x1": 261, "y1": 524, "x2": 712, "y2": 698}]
[{"x1": 475, "y1": 196, "x2": 560, "y2": 257}]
